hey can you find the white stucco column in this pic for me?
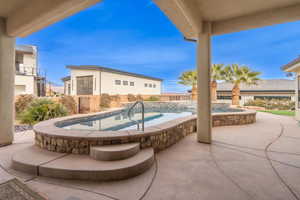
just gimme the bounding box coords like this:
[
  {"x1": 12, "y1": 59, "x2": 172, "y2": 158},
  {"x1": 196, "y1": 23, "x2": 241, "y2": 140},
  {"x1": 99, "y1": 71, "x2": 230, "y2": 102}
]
[
  {"x1": 197, "y1": 22, "x2": 212, "y2": 144},
  {"x1": 0, "y1": 18, "x2": 15, "y2": 146}
]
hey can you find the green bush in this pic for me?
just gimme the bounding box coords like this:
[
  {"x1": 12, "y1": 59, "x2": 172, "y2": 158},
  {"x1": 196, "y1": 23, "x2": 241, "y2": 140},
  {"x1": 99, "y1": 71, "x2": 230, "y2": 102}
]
[
  {"x1": 100, "y1": 94, "x2": 111, "y2": 108},
  {"x1": 127, "y1": 94, "x2": 137, "y2": 102},
  {"x1": 20, "y1": 99, "x2": 68, "y2": 125},
  {"x1": 15, "y1": 94, "x2": 35, "y2": 114},
  {"x1": 59, "y1": 96, "x2": 77, "y2": 114},
  {"x1": 145, "y1": 96, "x2": 160, "y2": 101},
  {"x1": 244, "y1": 99, "x2": 295, "y2": 110}
]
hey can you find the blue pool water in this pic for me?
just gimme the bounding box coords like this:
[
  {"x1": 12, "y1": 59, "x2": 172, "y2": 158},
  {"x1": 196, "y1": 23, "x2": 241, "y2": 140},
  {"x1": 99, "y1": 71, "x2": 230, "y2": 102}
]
[
  {"x1": 62, "y1": 111, "x2": 193, "y2": 131},
  {"x1": 61, "y1": 103, "x2": 243, "y2": 131}
]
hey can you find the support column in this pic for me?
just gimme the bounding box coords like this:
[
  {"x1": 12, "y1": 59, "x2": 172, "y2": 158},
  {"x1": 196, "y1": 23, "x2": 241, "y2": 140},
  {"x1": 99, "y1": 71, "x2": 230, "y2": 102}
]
[
  {"x1": 197, "y1": 22, "x2": 212, "y2": 144},
  {"x1": 0, "y1": 18, "x2": 15, "y2": 146}
]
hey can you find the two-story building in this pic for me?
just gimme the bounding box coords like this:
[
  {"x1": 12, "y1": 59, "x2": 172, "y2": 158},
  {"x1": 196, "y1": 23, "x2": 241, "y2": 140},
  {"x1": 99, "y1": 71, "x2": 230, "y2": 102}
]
[
  {"x1": 62, "y1": 65, "x2": 162, "y2": 96},
  {"x1": 15, "y1": 45, "x2": 45, "y2": 96}
]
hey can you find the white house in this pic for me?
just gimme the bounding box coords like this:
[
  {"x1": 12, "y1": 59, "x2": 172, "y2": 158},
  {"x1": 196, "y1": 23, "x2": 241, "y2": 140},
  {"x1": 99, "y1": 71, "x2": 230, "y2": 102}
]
[
  {"x1": 15, "y1": 45, "x2": 45, "y2": 96},
  {"x1": 62, "y1": 65, "x2": 162, "y2": 96},
  {"x1": 282, "y1": 57, "x2": 300, "y2": 120}
]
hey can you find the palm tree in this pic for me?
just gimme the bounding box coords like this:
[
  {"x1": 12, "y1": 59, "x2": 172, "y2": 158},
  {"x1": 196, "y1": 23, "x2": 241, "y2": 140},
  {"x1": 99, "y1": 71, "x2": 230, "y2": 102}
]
[
  {"x1": 178, "y1": 70, "x2": 197, "y2": 100},
  {"x1": 223, "y1": 64, "x2": 261, "y2": 105},
  {"x1": 211, "y1": 64, "x2": 224, "y2": 102}
]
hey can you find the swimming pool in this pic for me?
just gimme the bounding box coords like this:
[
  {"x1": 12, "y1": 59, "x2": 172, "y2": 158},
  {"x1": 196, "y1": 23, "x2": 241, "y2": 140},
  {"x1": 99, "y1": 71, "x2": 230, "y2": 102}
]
[
  {"x1": 33, "y1": 102, "x2": 256, "y2": 154},
  {"x1": 60, "y1": 103, "x2": 243, "y2": 131}
]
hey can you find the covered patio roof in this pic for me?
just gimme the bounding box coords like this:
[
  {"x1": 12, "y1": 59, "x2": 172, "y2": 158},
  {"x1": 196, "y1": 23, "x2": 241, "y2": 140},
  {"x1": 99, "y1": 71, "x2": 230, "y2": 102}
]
[
  {"x1": 0, "y1": 0, "x2": 101, "y2": 37},
  {"x1": 154, "y1": 0, "x2": 300, "y2": 38},
  {"x1": 154, "y1": 0, "x2": 300, "y2": 144}
]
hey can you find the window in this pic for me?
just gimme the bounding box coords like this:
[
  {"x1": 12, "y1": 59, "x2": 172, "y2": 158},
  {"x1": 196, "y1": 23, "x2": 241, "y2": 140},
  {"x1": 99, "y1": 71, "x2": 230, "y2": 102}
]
[
  {"x1": 149, "y1": 84, "x2": 152, "y2": 88},
  {"x1": 76, "y1": 76, "x2": 93, "y2": 95},
  {"x1": 153, "y1": 84, "x2": 156, "y2": 88},
  {"x1": 145, "y1": 83, "x2": 148, "y2": 87},
  {"x1": 130, "y1": 82, "x2": 134, "y2": 86},
  {"x1": 217, "y1": 96, "x2": 232, "y2": 100},
  {"x1": 123, "y1": 81, "x2": 128, "y2": 85},
  {"x1": 115, "y1": 80, "x2": 121, "y2": 85}
]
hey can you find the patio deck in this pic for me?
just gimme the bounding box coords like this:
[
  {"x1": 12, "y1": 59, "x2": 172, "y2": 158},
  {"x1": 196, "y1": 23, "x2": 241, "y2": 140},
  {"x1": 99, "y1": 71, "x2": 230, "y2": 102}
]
[{"x1": 1, "y1": 112, "x2": 300, "y2": 200}]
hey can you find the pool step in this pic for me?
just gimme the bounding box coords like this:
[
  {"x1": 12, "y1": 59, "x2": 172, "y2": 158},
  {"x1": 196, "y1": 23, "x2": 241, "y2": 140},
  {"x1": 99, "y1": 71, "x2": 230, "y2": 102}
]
[
  {"x1": 12, "y1": 145, "x2": 154, "y2": 181},
  {"x1": 90, "y1": 143, "x2": 140, "y2": 161}
]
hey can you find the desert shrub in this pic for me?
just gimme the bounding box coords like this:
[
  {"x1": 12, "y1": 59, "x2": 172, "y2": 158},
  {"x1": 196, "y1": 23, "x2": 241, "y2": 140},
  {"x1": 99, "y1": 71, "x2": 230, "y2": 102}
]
[
  {"x1": 111, "y1": 94, "x2": 121, "y2": 102},
  {"x1": 127, "y1": 94, "x2": 137, "y2": 102},
  {"x1": 20, "y1": 99, "x2": 68, "y2": 125},
  {"x1": 59, "y1": 96, "x2": 77, "y2": 114},
  {"x1": 15, "y1": 94, "x2": 35, "y2": 114},
  {"x1": 136, "y1": 94, "x2": 143, "y2": 101},
  {"x1": 100, "y1": 93, "x2": 111, "y2": 108},
  {"x1": 244, "y1": 99, "x2": 295, "y2": 110},
  {"x1": 145, "y1": 96, "x2": 160, "y2": 101}
]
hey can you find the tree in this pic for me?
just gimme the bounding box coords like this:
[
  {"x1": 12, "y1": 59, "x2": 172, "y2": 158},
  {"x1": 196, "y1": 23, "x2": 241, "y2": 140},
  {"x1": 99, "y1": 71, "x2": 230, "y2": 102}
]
[
  {"x1": 223, "y1": 64, "x2": 261, "y2": 105},
  {"x1": 211, "y1": 64, "x2": 225, "y2": 102},
  {"x1": 178, "y1": 70, "x2": 197, "y2": 100}
]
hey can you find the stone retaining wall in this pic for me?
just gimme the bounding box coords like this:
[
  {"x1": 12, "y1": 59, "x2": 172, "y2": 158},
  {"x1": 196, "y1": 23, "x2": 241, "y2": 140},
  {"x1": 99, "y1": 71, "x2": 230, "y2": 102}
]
[{"x1": 34, "y1": 110, "x2": 256, "y2": 154}]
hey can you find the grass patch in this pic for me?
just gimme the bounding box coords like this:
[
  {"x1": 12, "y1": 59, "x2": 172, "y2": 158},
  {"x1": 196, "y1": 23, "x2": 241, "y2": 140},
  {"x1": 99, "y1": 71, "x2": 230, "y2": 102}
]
[{"x1": 259, "y1": 110, "x2": 295, "y2": 116}]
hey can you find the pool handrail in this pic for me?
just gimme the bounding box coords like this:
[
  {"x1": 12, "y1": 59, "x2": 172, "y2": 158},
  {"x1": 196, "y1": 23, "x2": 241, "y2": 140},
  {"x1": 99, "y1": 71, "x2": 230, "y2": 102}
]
[{"x1": 127, "y1": 101, "x2": 145, "y2": 131}]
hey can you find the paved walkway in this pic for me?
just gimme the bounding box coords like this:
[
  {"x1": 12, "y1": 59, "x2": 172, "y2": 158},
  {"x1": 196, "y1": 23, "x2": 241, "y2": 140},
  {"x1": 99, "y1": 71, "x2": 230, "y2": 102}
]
[{"x1": 1, "y1": 112, "x2": 300, "y2": 200}]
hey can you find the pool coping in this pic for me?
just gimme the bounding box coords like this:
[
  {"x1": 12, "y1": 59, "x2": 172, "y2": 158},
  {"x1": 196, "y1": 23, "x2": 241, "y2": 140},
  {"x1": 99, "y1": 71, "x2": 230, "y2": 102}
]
[{"x1": 33, "y1": 108, "x2": 257, "y2": 141}]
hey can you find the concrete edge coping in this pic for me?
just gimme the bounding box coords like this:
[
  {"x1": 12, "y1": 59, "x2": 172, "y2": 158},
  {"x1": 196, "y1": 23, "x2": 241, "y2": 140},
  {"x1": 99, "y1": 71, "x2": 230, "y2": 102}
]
[{"x1": 33, "y1": 107, "x2": 256, "y2": 140}]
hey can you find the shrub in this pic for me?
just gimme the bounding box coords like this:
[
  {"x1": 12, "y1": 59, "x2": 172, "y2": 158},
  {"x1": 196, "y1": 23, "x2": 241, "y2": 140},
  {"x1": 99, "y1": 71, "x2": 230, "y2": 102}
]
[
  {"x1": 100, "y1": 94, "x2": 111, "y2": 108},
  {"x1": 136, "y1": 94, "x2": 143, "y2": 101},
  {"x1": 59, "y1": 96, "x2": 77, "y2": 114},
  {"x1": 20, "y1": 99, "x2": 68, "y2": 125},
  {"x1": 244, "y1": 99, "x2": 295, "y2": 110},
  {"x1": 127, "y1": 94, "x2": 137, "y2": 102},
  {"x1": 15, "y1": 94, "x2": 35, "y2": 114},
  {"x1": 145, "y1": 96, "x2": 160, "y2": 101}
]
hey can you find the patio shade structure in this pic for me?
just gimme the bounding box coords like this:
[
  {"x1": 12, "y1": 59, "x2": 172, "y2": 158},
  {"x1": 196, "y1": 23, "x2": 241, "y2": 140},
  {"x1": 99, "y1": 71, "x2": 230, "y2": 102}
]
[
  {"x1": 0, "y1": 0, "x2": 101, "y2": 146},
  {"x1": 154, "y1": 0, "x2": 300, "y2": 143}
]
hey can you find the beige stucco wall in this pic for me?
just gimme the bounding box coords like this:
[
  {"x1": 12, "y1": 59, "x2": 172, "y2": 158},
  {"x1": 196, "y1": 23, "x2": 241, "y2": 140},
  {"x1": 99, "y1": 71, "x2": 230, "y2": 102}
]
[
  {"x1": 15, "y1": 75, "x2": 35, "y2": 95},
  {"x1": 64, "y1": 79, "x2": 71, "y2": 95},
  {"x1": 69, "y1": 69, "x2": 162, "y2": 96},
  {"x1": 15, "y1": 47, "x2": 38, "y2": 96},
  {"x1": 100, "y1": 71, "x2": 161, "y2": 95}
]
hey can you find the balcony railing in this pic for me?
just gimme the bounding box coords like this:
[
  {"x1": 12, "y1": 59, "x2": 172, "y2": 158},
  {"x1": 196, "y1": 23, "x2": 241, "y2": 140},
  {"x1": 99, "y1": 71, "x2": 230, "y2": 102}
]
[{"x1": 15, "y1": 64, "x2": 38, "y2": 76}]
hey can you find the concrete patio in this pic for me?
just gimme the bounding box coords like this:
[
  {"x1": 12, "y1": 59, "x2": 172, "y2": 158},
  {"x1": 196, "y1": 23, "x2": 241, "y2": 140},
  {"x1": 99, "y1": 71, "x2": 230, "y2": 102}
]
[{"x1": 1, "y1": 112, "x2": 300, "y2": 200}]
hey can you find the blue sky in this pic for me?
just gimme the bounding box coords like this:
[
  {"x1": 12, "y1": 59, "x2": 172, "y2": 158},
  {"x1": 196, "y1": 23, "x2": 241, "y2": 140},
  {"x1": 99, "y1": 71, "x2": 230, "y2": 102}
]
[{"x1": 17, "y1": 0, "x2": 300, "y2": 93}]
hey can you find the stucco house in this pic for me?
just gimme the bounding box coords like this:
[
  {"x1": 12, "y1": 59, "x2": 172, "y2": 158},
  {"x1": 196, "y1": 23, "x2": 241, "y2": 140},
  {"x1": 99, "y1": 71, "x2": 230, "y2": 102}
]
[
  {"x1": 282, "y1": 56, "x2": 300, "y2": 120},
  {"x1": 217, "y1": 79, "x2": 295, "y2": 105},
  {"x1": 62, "y1": 65, "x2": 162, "y2": 96},
  {"x1": 15, "y1": 45, "x2": 45, "y2": 96}
]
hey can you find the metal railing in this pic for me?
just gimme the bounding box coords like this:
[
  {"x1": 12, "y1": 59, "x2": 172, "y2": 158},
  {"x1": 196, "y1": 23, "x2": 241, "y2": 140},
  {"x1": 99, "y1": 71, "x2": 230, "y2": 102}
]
[
  {"x1": 15, "y1": 65, "x2": 38, "y2": 76},
  {"x1": 127, "y1": 101, "x2": 145, "y2": 131}
]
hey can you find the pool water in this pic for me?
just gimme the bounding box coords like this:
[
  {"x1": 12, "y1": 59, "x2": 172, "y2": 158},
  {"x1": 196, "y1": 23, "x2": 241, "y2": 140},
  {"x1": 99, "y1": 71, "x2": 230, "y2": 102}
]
[
  {"x1": 63, "y1": 111, "x2": 193, "y2": 131},
  {"x1": 61, "y1": 103, "x2": 244, "y2": 131}
]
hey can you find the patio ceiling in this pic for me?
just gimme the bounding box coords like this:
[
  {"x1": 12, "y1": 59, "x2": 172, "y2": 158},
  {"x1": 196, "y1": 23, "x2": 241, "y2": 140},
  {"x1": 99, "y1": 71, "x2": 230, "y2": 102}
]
[
  {"x1": 0, "y1": 0, "x2": 101, "y2": 37},
  {"x1": 154, "y1": 0, "x2": 300, "y2": 38}
]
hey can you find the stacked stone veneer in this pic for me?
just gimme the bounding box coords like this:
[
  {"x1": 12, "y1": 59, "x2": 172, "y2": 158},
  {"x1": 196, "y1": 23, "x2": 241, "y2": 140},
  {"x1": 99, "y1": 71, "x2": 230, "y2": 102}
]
[{"x1": 34, "y1": 109, "x2": 256, "y2": 154}]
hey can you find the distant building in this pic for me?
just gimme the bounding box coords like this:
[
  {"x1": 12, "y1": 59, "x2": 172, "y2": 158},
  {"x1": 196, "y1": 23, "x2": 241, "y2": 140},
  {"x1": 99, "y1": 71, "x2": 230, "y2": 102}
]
[
  {"x1": 217, "y1": 79, "x2": 295, "y2": 105},
  {"x1": 15, "y1": 45, "x2": 45, "y2": 96},
  {"x1": 282, "y1": 56, "x2": 300, "y2": 120},
  {"x1": 62, "y1": 65, "x2": 162, "y2": 96}
]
